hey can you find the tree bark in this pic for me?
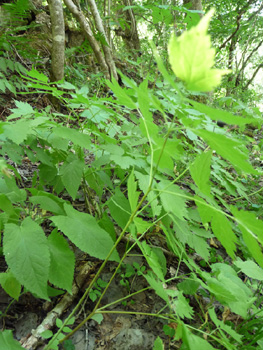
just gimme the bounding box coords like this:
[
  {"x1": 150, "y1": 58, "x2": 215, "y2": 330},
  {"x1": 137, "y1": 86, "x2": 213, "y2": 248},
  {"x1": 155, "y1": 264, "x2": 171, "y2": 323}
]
[
  {"x1": 115, "y1": 0, "x2": 140, "y2": 54},
  {"x1": 48, "y1": 0, "x2": 65, "y2": 82},
  {"x1": 63, "y1": 0, "x2": 111, "y2": 80},
  {"x1": 87, "y1": 0, "x2": 118, "y2": 81}
]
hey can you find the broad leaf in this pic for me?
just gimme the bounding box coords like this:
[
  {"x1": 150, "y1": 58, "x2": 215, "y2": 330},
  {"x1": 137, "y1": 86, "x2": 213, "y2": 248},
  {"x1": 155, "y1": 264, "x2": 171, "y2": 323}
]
[
  {"x1": 153, "y1": 336, "x2": 164, "y2": 350},
  {"x1": 231, "y1": 207, "x2": 263, "y2": 268},
  {"x1": 234, "y1": 260, "x2": 263, "y2": 281},
  {"x1": 159, "y1": 181, "x2": 189, "y2": 221},
  {"x1": 211, "y1": 211, "x2": 237, "y2": 259},
  {"x1": 51, "y1": 204, "x2": 119, "y2": 261},
  {"x1": 3, "y1": 120, "x2": 32, "y2": 144},
  {"x1": 3, "y1": 217, "x2": 50, "y2": 299},
  {"x1": 190, "y1": 151, "x2": 212, "y2": 196},
  {"x1": 52, "y1": 126, "x2": 91, "y2": 148},
  {"x1": 60, "y1": 154, "x2": 85, "y2": 200},
  {"x1": 47, "y1": 229, "x2": 75, "y2": 293},
  {"x1": 0, "y1": 271, "x2": 21, "y2": 300},
  {"x1": 189, "y1": 100, "x2": 256, "y2": 126},
  {"x1": 168, "y1": 9, "x2": 230, "y2": 92},
  {"x1": 182, "y1": 323, "x2": 217, "y2": 349},
  {"x1": 0, "y1": 330, "x2": 24, "y2": 350},
  {"x1": 194, "y1": 129, "x2": 256, "y2": 174},
  {"x1": 209, "y1": 308, "x2": 243, "y2": 343},
  {"x1": 107, "y1": 188, "x2": 131, "y2": 229}
]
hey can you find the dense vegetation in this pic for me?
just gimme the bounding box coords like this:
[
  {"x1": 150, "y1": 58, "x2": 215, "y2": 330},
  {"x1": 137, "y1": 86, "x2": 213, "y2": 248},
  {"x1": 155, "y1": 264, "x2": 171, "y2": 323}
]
[{"x1": 0, "y1": 0, "x2": 263, "y2": 349}]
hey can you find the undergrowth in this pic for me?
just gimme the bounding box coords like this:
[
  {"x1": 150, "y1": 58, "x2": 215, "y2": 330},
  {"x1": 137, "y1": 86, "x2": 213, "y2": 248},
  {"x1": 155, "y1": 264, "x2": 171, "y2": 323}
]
[{"x1": 0, "y1": 10, "x2": 263, "y2": 350}]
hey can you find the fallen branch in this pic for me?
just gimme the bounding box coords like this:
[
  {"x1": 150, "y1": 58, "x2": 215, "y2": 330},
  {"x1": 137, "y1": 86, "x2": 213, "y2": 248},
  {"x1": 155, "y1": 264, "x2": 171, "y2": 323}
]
[{"x1": 20, "y1": 261, "x2": 95, "y2": 350}]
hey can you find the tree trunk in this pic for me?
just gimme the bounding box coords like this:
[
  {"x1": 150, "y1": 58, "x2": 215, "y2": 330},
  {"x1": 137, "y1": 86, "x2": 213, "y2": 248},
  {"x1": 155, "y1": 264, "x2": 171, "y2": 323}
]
[
  {"x1": 87, "y1": 0, "x2": 118, "y2": 81},
  {"x1": 115, "y1": 0, "x2": 140, "y2": 55},
  {"x1": 63, "y1": 0, "x2": 111, "y2": 80},
  {"x1": 48, "y1": 0, "x2": 65, "y2": 82}
]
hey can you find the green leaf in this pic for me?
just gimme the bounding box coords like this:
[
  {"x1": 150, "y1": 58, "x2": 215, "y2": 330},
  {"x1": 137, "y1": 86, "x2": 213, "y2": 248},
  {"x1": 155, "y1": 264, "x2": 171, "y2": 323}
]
[
  {"x1": 153, "y1": 336, "x2": 164, "y2": 350},
  {"x1": 3, "y1": 217, "x2": 50, "y2": 300},
  {"x1": 52, "y1": 126, "x2": 91, "y2": 148},
  {"x1": 144, "y1": 272, "x2": 169, "y2": 303},
  {"x1": 27, "y1": 68, "x2": 49, "y2": 83},
  {"x1": 234, "y1": 260, "x2": 263, "y2": 280},
  {"x1": 107, "y1": 188, "x2": 131, "y2": 229},
  {"x1": 178, "y1": 277, "x2": 200, "y2": 295},
  {"x1": 51, "y1": 204, "x2": 119, "y2": 261},
  {"x1": 41, "y1": 330, "x2": 53, "y2": 339},
  {"x1": 29, "y1": 194, "x2": 65, "y2": 215},
  {"x1": 47, "y1": 229, "x2": 75, "y2": 293},
  {"x1": 0, "y1": 271, "x2": 21, "y2": 300},
  {"x1": 91, "y1": 313, "x2": 103, "y2": 324},
  {"x1": 140, "y1": 242, "x2": 166, "y2": 281},
  {"x1": 189, "y1": 100, "x2": 255, "y2": 126},
  {"x1": 204, "y1": 264, "x2": 253, "y2": 317},
  {"x1": 194, "y1": 129, "x2": 256, "y2": 174},
  {"x1": 159, "y1": 181, "x2": 189, "y2": 221},
  {"x1": 106, "y1": 78, "x2": 137, "y2": 109},
  {"x1": 209, "y1": 308, "x2": 243, "y2": 343},
  {"x1": 168, "y1": 9, "x2": 230, "y2": 92},
  {"x1": 211, "y1": 211, "x2": 237, "y2": 259},
  {"x1": 9, "y1": 100, "x2": 34, "y2": 118},
  {"x1": 127, "y1": 169, "x2": 140, "y2": 211},
  {"x1": 190, "y1": 151, "x2": 212, "y2": 196},
  {"x1": 60, "y1": 154, "x2": 85, "y2": 200},
  {"x1": 173, "y1": 291, "x2": 194, "y2": 319},
  {"x1": 182, "y1": 323, "x2": 217, "y2": 349},
  {"x1": 0, "y1": 330, "x2": 24, "y2": 350},
  {"x1": 3, "y1": 120, "x2": 32, "y2": 144},
  {"x1": 231, "y1": 207, "x2": 263, "y2": 268}
]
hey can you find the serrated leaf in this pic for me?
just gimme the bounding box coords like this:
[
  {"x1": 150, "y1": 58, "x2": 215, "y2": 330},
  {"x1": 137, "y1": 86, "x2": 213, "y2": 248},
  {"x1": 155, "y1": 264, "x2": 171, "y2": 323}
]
[
  {"x1": 0, "y1": 271, "x2": 21, "y2": 300},
  {"x1": 211, "y1": 211, "x2": 237, "y2": 259},
  {"x1": 0, "y1": 330, "x2": 24, "y2": 350},
  {"x1": 153, "y1": 336, "x2": 164, "y2": 350},
  {"x1": 29, "y1": 195, "x2": 65, "y2": 215},
  {"x1": 47, "y1": 229, "x2": 75, "y2": 293},
  {"x1": 174, "y1": 291, "x2": 194, "y2": 319},
  {"x1": 3, "y1": 217, "x2": 50, "y2": 300},
  {"x1": 52, "y1": 126, "x2": 91, "y2": 148},
  {"x1": 60, "y1": 154, "x2": 85, "y2": 200},
  {"x1": 51, "y1": 204, "x2": 119, "y2": 261},
  {"x1": 168, "y1": 9, "x2": 230, "y2": 92},
  {"x1": 189, "y1": 100, "x2": 255, "y2": 126},
  {"x1": 194, "y1": 129, "x2": 256, "y2": 174},
  {"x1": 159, "y1": 181, "x2": 188, "y2": 221},
  {"x1": 3, "y1": 120, "x2": 32, "y2": 144},
  {"x1": 27, "y1": 68, "x2": 49, "y2": 83},
  {"x1": 11, "y1": 100, "x2": 34, "y2": 116},
  {"x1": 107, "y1": 78, "x2": 137, "y2": 109},
  {"x1": 190, "y1": 151, "x2": 212, "y2": 196},
  {"x1": 209, "y1": 308, "x2": 243, "y2": 343},
  {"x1": 107, "y1": 188, "x2": 131, "y2": 229},
  {"x1": 234, "y1": 260, "x2": 263, "y2": 281},
  {"x1": 144, "y1": 272, "x2": 169, "y2": 303},
  {"x1": 178, "y1": 277, "x2": 200, "y2": 295},
  {"x1": 231, "y1": 207, "x2": 263, "y2": 268},
  {"x1": 182, "y1": 323, "x2": 217, "y2": 349}
]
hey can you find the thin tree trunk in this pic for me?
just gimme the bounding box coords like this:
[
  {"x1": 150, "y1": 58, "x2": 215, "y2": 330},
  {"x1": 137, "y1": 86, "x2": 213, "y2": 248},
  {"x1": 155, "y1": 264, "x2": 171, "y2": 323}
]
[
  {"x1": 87, "y1": 0, "x2": 118, "y2": 81},
  {"x1": 48, "y1": 0, "x2": 65, "y2": 82},
  {"x1": 63, "y1": 0, "x2": 110, "y2": 80}
]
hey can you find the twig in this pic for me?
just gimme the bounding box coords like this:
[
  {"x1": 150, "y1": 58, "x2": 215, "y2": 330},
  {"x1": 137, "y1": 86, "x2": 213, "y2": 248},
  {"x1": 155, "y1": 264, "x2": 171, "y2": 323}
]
[{"x1": 20, "y1": 261, "x2": 95, "y2": 350}]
